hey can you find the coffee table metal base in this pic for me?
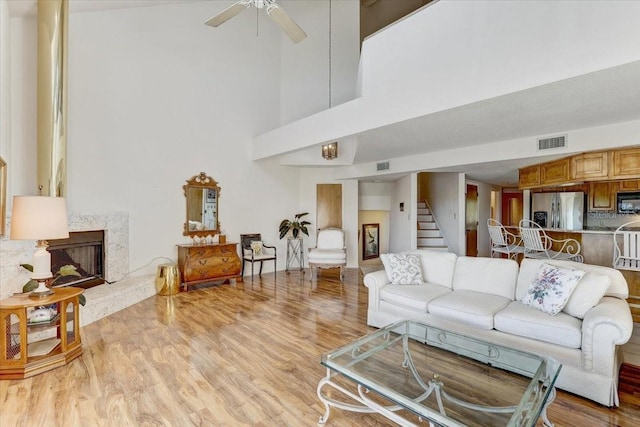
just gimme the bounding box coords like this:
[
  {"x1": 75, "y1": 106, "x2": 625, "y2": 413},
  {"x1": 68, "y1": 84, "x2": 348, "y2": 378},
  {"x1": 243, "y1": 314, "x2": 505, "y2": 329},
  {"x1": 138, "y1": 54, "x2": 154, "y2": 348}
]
[
  {"x1": 317, "y1": 330, "x2": 557, "y2": 427},
  {"x1": 318, "y1": 373, "x2": 555, "y2": 426}
]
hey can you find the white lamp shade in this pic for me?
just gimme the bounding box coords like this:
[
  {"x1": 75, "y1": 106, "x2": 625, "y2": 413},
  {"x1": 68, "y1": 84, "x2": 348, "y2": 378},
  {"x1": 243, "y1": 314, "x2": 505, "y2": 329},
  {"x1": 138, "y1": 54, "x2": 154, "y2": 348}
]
[{"x1": 10, "y1": 196, "x2": 69, "y2": 240}]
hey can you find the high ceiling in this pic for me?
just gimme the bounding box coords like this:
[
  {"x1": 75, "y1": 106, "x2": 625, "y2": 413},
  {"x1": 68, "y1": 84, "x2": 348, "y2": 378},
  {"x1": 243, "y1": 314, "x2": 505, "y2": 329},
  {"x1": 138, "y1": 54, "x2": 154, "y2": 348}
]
[
  {"x1": 349, "y1": 60, "x2": 640, "y2": 185},
  {"x1": 9, "y1": 1, "x2": 639, "y2": 187}
]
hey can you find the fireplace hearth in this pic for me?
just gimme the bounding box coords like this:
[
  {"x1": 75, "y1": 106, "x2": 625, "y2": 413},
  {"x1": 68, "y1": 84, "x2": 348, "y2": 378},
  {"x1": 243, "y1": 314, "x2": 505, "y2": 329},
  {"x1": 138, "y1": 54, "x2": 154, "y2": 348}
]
[{"x1": 49, "y1": 231, "x2": 105, "y2": 289}]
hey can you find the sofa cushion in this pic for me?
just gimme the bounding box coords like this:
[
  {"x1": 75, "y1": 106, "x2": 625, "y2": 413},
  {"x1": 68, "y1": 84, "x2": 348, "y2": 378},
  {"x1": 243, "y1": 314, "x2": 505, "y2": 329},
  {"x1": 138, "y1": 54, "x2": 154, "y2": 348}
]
[
  {"x1": 521, "y1": 263, "x2": 585, "y2": 315},
  {"x1": 495, "y1": 301, "x2": 582, "y2": 348},
  {"x1": 452, "y1": 256, "x2": 519, "y2": 299},
  {"x1": 427, "y1": 290, "x2": 512, "y2": 329},
  {"x1": 382, "y1": 253, "x2": 424, "y2": 285},
  {"x1": 406, "y1": 250, "x2": 458, "y2": 289},
  {"x1": 380, "y1": 284, "x2": 451, "y2": 312},
  {"x1": 562, "y1": 272, "x2": 611, "y2": 319}
]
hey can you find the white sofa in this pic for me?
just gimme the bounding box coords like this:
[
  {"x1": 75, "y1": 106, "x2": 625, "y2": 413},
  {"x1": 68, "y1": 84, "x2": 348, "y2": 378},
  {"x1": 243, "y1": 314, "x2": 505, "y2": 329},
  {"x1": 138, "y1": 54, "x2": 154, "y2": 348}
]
[{"x1": 363, "y1": 250, "x2": 634, "y2": 407}]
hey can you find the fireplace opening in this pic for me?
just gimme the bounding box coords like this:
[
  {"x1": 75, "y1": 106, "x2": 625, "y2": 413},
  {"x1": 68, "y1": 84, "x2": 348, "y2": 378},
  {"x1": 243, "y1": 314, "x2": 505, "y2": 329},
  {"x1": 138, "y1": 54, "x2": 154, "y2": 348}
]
[{"x1": 48, "y1": 230, "x2": 106, "y2": 289}]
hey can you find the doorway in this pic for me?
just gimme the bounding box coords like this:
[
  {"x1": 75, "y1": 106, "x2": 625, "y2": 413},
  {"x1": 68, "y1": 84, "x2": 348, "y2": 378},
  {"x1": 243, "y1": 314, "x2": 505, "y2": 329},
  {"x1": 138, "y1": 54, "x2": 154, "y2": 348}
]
[
  {"x1": 316, "y1": 184, "x2": 342, "y2": 230},
  {"x1": 465, "y1": 184, "x2": 478, "y2": 257},
  {"x1": 501, "y1": 191, "x2": 523, "y2": 227}
]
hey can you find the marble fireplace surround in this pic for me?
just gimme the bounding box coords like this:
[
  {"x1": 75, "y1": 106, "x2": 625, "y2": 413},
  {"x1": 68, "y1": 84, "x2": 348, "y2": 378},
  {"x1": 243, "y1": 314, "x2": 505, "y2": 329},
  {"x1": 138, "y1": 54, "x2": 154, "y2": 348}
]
[
  {"x1": 1, "y1": 212, "x2": 156, "y2": 326},
  {"x1": 66, "y1": 212, "x2": 156, "y2": 326},
  {"x1": 67, "y1": 212, "x2": 129, "y2": 282}
]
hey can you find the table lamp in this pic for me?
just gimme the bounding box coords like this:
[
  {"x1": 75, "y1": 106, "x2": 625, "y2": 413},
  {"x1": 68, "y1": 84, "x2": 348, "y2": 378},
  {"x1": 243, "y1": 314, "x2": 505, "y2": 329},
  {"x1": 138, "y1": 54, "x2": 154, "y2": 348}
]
[{"x1": 10, "y1": 196, "x2": 69, "y2": 298}]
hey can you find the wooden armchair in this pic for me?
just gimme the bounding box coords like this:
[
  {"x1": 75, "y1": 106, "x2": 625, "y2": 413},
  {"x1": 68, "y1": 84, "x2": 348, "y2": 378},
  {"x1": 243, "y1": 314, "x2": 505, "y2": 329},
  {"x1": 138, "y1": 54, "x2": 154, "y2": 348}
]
[{"x1": 240, "y1": 234, "x2": 277, "y2": 281}]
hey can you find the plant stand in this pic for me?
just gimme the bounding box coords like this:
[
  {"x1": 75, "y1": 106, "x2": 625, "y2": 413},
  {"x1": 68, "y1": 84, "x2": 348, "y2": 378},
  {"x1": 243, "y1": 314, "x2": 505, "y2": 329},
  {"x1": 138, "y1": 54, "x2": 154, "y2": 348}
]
[{"x1": 286, "y1": 238, "x2": 304, "y2": 273}]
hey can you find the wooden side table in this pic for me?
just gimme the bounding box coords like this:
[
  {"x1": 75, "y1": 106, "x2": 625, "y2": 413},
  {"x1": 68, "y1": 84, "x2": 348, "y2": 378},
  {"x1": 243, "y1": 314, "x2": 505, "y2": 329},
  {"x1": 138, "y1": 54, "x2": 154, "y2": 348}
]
[{"x1": 0, "y1": 287, "x2": 83, "y2": 380}]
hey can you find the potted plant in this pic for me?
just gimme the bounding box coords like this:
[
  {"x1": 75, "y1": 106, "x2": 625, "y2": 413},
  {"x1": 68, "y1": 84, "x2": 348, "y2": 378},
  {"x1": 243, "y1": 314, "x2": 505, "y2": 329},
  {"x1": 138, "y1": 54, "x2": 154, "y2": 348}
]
[
  {"x1": 279, "y1": 212, "x2": 311, "y2": 239},
  {"x1": 21, "y1": 264, "x2": 86, "y2": 306}
]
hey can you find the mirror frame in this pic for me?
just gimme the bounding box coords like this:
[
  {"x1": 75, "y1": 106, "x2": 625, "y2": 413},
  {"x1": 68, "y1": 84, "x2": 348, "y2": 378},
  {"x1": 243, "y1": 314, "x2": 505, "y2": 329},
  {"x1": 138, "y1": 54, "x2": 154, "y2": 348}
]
[
  {"x1": 0, "y1": 157, "x2": 5, "y2": 236},
  {"x1": 183, "y1": 172, "x2": 221, "y2": 238}
]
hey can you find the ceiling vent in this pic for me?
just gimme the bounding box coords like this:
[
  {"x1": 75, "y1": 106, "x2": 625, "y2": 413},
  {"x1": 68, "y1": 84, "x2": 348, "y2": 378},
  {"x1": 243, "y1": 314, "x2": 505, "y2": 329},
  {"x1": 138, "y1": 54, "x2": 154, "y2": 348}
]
[
  {"x1": 537, "y1": 135, "x2": 567, "y2": 151},
  {"x1": 376, "y1": 161, "x2": 390, "y2": 171}
]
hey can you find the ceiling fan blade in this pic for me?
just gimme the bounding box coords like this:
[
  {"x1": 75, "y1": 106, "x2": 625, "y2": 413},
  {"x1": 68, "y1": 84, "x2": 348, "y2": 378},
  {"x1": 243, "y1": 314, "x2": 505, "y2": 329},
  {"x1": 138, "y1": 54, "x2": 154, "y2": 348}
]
[
  {"x1": 266, "y1": 4, "x2": 307, "y2": 43},
  {"x1": 205, "y1": 1, "x2": 250, "y2": 27}
]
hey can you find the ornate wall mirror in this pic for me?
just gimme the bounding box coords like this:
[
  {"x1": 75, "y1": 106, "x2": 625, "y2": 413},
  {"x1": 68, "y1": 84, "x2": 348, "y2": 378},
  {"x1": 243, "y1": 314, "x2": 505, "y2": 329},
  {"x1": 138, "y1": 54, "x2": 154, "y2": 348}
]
[
  {"x1": 0, "y1": 157, "x2": 6, "y2": 236},
  {"x1": 183, "y1": 172, "x2": 221, "y2": 238}
]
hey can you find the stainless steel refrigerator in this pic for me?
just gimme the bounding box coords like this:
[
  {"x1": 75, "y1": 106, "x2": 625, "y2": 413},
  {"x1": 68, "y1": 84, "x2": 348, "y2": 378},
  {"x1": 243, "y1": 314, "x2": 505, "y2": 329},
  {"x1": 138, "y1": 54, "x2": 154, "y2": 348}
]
[{"x1": 531, "y1": 192, "x2": 585, "y2": 230}]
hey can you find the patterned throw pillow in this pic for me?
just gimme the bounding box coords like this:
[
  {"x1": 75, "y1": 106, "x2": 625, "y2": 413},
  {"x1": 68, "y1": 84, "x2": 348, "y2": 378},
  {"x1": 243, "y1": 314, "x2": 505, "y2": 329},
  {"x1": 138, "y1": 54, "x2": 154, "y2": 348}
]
[
  {"x1": 387, "y1": 253, "x2": 424, "y2": 285},
  {"x1": 521, "y1": 263, "x2": 586, "y2": 315},
  {"x1": 250, "y1": 241, "x2": 263, "y2": 255}
]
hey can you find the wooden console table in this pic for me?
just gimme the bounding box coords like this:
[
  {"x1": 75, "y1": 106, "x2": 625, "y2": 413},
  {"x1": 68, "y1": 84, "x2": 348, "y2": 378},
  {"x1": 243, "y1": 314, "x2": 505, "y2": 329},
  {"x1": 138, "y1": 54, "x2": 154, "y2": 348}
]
[
  {"x1": 177, "y1": 243, "x2": 242, "y2": 291},
  {"x1": 0, "y1": 287, "x2": 83, "y2": 380}
]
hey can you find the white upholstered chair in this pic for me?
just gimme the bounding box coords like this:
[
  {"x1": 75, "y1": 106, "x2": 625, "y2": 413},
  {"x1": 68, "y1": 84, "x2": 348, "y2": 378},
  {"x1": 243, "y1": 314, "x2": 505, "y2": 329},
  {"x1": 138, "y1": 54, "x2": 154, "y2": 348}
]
[
  {"x1": 487, "y1": 219, "x2": 525, "y2": 260},
  {"x1": 308, "y1": 228, "x2": 346, "y2": 281},
  {"x1": 518, "y1": 219, "x2": 583, "y2": 262},
  {"x1": 613, "y1": 220, "x2": 640, "y2": 271}
]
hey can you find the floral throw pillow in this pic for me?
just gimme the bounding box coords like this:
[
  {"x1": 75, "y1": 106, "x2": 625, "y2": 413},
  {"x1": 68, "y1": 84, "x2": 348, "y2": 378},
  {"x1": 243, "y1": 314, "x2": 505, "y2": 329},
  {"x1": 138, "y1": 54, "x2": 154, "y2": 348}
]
[
  {"x1": 250, "y1": 241, "x2": 264, "y2": 255},
  {"x1": 521, "y1": 263, "x2": 586, "y2": 315},
  {"x1": 387, "y1": 253, "x2": 424, "y2": 285}
]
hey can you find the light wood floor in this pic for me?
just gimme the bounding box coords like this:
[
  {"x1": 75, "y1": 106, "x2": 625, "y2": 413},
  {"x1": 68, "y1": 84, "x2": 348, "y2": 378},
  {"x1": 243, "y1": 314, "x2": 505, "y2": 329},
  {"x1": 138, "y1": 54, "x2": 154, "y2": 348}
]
[{"x1": 1, "y1": 269, "x2": 639, "y2": 426}]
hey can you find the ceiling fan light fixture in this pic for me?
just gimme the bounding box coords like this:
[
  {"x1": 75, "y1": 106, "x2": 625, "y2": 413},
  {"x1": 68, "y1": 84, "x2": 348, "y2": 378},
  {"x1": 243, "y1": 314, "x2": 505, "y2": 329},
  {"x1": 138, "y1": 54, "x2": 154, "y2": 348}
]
[
  {"x1": 205, "y1": 0, "x2": 306, "y2": 43},
  {"x1": 322, "y1": 142, "x2": 338, "y2": 160}
]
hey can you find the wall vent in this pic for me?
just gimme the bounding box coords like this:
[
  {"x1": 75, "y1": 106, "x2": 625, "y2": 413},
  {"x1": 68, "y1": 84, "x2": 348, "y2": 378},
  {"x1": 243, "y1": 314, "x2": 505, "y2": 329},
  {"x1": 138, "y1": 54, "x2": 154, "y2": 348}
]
[
  {"x1": 376, "y1": 161, "x2": 390, "y2": 171},
  {"x1": 537, "y1": 135, "x2": 567, "y2": 151}
]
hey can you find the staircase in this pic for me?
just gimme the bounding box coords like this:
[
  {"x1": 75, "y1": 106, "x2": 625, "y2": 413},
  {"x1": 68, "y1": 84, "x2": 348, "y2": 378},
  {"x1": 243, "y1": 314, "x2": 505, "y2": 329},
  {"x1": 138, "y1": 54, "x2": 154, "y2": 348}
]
[{"x1": 417, "y1": 200, "x2": 448, "y2": 252}]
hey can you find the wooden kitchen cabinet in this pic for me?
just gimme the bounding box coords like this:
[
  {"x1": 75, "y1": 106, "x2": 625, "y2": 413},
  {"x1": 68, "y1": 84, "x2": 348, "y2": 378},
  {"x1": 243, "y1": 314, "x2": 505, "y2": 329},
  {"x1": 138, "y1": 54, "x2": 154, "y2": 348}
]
[
  {"x1": 540, "y1": 158, "x2": 571, "y2": 185},
  {"x1": 619, "y1": 180, "x2": 640, "y2": 191},
  {"x1": 177, "y1": 243, "x2": 242, "y2": 290},
  {"x1": 610, "y1": 147, "x2": 640, "y2": 179},
  {"x1": 571, "y1": 151, "x2": 608, "y2": 180},
  {"x1": 518, "y1": 165, "x2": 540, "y2": 189},
  {"x1": 588, "y1": 181, "x2": 616, "y2": 211}
]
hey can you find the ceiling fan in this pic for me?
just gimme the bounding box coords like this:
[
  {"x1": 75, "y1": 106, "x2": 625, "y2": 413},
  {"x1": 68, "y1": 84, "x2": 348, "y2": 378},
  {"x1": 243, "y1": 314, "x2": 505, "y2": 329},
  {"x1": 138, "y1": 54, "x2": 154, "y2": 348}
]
[{"x1": 205, "y1": 0, "x2": 307, "y2": 44}]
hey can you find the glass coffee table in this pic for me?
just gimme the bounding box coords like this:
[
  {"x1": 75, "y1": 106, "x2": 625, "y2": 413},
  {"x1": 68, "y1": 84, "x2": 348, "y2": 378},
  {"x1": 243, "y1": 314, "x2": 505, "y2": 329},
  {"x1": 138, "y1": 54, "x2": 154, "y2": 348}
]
[{"x1": 317, "y1": 320, "x2": 561, "y2": 427}]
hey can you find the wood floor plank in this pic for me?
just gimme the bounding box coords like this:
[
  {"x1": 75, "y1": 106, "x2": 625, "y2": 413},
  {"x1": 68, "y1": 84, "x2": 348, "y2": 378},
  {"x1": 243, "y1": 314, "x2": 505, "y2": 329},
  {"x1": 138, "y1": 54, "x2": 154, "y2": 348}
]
[{"x1": 1, "y1": 269, "x2": 639, "y2": 426}]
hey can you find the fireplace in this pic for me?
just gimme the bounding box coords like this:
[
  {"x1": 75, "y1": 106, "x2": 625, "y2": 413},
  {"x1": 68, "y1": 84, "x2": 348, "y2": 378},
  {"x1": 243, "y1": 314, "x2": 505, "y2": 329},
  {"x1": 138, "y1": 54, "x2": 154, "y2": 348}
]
[{"x1": 48, "y1": 231, "x2": 105, "y2": 289}]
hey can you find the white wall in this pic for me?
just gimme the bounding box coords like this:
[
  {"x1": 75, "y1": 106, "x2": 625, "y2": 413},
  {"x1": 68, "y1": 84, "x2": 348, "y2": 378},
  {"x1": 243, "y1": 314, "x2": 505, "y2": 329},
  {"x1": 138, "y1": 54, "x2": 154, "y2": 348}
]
[
  {"x1": 422, "y1": 172, "x2": 465, "y2": 255},
  {"x1": 360, "y1": 1, "x2": 640, "y2": 107},
  {"x1": 389, "y1": 174, "x2": 415, "y2": 253},
  {"x1": 358, "y1": 181, "x2": 392, "y2": 263},
  {"x1": 0, "y1": 0, "x2": 9, "y2": 166},
  {"x1": 358, "y1": 210, "x2": 389, "y2": 264},
  {"x1": 359, "y1": 181, "x2": 391, "y2": 211},
  {"x1": 280, "y1": 0, "x2": 359, "y2": 124},
  {"x1": 253, "y1": 0, "x2": 640, "y2": 160},
  {"x1": 0, "y1": 1, "x2": 360, "y2": 295},
  {"x1": 467, "y1": 179, "x2": 492, "y2": 257}
]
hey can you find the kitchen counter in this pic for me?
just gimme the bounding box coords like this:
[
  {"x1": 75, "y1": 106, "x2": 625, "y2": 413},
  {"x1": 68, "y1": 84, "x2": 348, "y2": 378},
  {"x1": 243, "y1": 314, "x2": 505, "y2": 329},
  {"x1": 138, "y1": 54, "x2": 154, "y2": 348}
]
[{"x1": 504, "y1": 226, "x2": 615, "y2": 234}]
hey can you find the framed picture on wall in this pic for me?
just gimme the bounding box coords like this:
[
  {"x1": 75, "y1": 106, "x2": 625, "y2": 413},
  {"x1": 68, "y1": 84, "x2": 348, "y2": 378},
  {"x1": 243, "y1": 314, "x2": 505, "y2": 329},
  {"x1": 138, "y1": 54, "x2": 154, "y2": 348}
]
[{"x1": 362, "y1": 223, "x2": 380, "y2": 260}]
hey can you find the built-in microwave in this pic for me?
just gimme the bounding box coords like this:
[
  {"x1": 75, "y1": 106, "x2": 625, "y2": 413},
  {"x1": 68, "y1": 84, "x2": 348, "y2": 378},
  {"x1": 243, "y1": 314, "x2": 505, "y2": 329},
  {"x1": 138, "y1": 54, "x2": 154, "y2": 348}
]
[{"x1": 617, "y1": 192, "x2": 640, "y2": 214}]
